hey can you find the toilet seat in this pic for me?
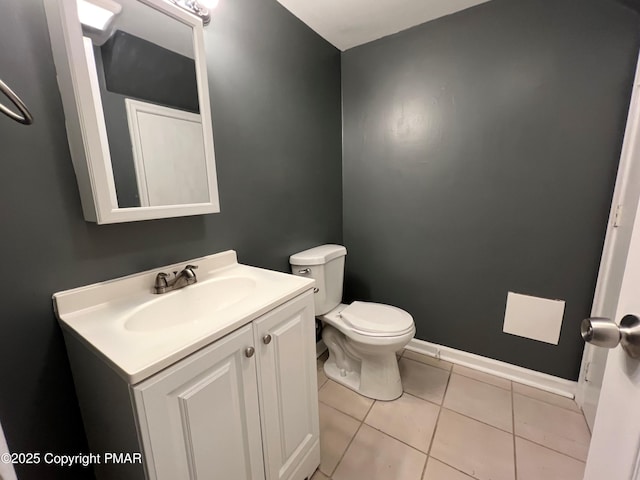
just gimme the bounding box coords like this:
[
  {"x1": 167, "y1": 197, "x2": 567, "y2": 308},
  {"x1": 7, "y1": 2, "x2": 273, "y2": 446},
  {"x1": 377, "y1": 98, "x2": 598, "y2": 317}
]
[{"x1": 331, "y1": 301, "x2": 414, "y2": 337}]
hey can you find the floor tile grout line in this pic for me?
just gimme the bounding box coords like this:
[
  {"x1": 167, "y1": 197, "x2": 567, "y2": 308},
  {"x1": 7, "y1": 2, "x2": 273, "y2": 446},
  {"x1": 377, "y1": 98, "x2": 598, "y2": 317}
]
[
  {"x1": 360, "y1": 393, "x2": 437, "y2": 478},
  {"x1": 317, "y1": 373, "x2": 328, "y2": 390},
  {"x1": 405, "y1": 348, "x2": 586, "y2": 410},
  {"x1": 361, "y1": 390, "x2": 448, "y2": 456},
  {"x1": 452, "y1": 366, "x2": 512, "y2": 391},
  {"x1": 513, "y1": 434, "x2": 588, "y2": 464},
  {"x1": 438, "y1": 406, "x2": 514, "y2": 436},
  {"x1": 436, "y1": 369, "x2": 513, "y2": 480},
  {"x1": 428, "y1": 456, "x2": 486, "y2": 480},
  {"x1": 421, "y1": 399, "x2": 444, "y2": 479},
  {"x1": 402, "y1": 349, "x2": 453, "y2": 372},
  {"x1": 417, "y1": 362, "x2": 456, "y2": 479},
  {"x1": 317, "y1": 397, "x2": 371, "y2": 424},
  {"x1": 512, "y1": 382, "x2": 518, "y2": 480},
  {"x1": 329, "y1": 399, "x2": 377, "y2": 478},
  {"x1": 449, "y1": 370, "x2": 514, "y2": 392},
  {"x1": 361, "y1": 417, "x2": 432, "y2": 457},
  {"x1": 403, "y1": 390, "x2": 444, "y2": 408},
  {"x1": 426, "y1": 372, "x2": 491, "y2": 480}
]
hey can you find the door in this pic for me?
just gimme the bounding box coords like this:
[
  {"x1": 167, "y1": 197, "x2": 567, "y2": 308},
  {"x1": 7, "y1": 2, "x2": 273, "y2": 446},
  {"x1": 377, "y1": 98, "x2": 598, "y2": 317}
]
[
  {"x1": 253, "y1": 292, "x2": 320, "y2": 480},
  {"x1": 577, "y1": 53, "x2": 640, "y2": 430},
  {"x1": 583, "y1": 177, "x2": 640, "y2": 478},
  {"x1": 133, "y1": 325, "x2": 265, "y2": 480}
]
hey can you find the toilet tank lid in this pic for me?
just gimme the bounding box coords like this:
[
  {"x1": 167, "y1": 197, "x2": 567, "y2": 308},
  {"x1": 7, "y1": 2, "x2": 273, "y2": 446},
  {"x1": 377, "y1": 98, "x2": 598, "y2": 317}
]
[{"x1": 289, "y1": 244, "x2": 347, "y2": 265}]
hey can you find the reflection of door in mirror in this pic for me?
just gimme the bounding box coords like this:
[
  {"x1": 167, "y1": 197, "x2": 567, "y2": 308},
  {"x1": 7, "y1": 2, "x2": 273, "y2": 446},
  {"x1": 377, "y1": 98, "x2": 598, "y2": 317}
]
[
  {"x1": 82, "y1": 0, "x2": 208, "y2": 208},
  {"x1": 126, "y1": 99, "x2": 209, "y2": 206}
]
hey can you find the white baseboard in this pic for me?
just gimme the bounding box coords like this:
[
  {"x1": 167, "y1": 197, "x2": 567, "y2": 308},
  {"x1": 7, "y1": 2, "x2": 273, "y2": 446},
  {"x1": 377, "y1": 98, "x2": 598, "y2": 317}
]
[{"x1": 406, "y1": 338, "x2": 578, "y2": 399}]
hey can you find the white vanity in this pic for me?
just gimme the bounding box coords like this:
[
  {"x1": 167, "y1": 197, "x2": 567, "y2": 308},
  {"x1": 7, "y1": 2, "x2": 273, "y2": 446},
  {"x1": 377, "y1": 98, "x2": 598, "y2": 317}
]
[{"x1": 53, "y1": 250, "x2": 320, "y2": 480}]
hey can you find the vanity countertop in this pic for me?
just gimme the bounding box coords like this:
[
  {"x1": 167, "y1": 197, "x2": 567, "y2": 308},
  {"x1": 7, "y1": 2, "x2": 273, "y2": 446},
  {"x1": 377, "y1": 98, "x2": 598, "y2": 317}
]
[{"x1": 53, "y1": 250, "x2": 314, "y2": 384}]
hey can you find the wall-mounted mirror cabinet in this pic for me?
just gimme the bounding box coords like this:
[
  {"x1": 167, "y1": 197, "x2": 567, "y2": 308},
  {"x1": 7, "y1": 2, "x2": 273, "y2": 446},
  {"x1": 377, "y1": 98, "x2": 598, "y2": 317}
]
[{"x1": 44, "y1": 0, "x2": 219, "y2": 224}]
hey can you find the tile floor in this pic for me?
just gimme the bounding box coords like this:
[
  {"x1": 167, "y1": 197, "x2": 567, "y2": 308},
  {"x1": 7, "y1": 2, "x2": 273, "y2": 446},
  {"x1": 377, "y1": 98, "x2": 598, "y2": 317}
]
[{"x1": 312, "y1": 349, "x2": 591, "y2": 480}]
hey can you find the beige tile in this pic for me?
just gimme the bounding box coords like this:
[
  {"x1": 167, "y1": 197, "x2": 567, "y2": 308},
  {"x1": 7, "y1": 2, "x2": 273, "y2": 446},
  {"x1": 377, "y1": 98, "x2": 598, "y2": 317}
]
[
  {"x1": 452, "y1": 364, "x2": 511, "y2": 390},
  {"x1": 365, "y1": 393, "x2": 440, "y2": 452},
  {"x1": 515, "y1": 437, "x2": 586, "y2": 480},
  {"x1": 311, "y1": 469, "x2": 330, "y2": 480},
  {"x1": 317, "y1": 360, "x2": 329, "y2": 390},
  {"x1": 319, "y1": 380, "x2": 374, "y2": 421},
  {"x1": 513, "y1": 383, "x2": 581, "y2": 412},
  {"x1": 423, "y1": 458, "x2": 475, "y2": 480},
  {"x1": 443, "y1": 374, "x2": 513, "y2": 432},
  {"x1": 513, "y1": 393, "x2": 591, "y2": 461},
  {"x1": 399, "y1": 358, "x2": 450, "y2": 405},
  {"x1": 333, "y1": 424, "x2": 426, "y2": 480},
  {"x1": 431, "y1": 409, "x2": 515, "y2": 480},
  {"x1": 403, "y1": 350, "x2": 453, "y2": 371},
  {"x1": 318, "y1": 402, "x2": 360, "y2": 476}
]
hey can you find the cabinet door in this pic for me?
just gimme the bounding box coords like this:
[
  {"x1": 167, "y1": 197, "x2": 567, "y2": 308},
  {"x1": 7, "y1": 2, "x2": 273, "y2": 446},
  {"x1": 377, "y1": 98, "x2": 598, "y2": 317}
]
[
  {"x1": 254, "y1": 292, "x2": 320, "y2": 480},
  {"x1": 133, "y1": 325, "x2": 265, "y2": 480}
]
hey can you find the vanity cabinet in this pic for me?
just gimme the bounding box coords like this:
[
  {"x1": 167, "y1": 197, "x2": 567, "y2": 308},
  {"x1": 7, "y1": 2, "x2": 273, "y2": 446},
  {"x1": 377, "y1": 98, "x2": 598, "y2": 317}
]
[
  {"x1": 133, "y1": 325, "x2": 265, "y2": 480},
  {"x1": 253, "y1": 294, "x2": 320, "y2": 480},
  {"x1": 55, "y1": 251, "x2": 320, "y2": 480},
  {"x1": 61, "y1": 289, "x2": 319, "y2": 480},
  {"x1": 132, "y1": 291, "x2": 319, "y2": 480}
]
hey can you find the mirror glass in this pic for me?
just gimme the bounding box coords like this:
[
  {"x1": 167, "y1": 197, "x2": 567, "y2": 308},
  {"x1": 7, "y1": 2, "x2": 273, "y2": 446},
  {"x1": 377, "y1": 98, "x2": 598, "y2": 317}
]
[{"x1": 81, "y1": 0, "x2": 210, "y2": 208}]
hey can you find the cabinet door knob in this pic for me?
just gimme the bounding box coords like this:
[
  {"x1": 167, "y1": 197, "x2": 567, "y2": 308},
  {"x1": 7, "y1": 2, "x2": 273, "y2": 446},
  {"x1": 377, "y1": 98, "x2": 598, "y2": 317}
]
[
  {"x1": 245, "y1": 347, "x2": 255, "y2": 358},
  {"x1": 263, "y1": 334, "x2": 272, "y2": 345}
]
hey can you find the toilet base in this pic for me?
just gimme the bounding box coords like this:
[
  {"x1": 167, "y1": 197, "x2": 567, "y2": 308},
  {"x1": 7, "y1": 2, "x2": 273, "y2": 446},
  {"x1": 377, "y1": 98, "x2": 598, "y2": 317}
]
[
  {"x1": 322, "y1": 325, "x2": 405, "y2": 401},
  {"x1": 323, "y1": 358, "x2": 361, "y2": 393}
]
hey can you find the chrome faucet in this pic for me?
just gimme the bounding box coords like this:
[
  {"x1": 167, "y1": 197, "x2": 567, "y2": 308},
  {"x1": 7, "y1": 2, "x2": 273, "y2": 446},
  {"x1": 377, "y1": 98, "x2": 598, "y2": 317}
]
[{"x1": 153, "y1": 264, "x2": 199, "y2": 294}]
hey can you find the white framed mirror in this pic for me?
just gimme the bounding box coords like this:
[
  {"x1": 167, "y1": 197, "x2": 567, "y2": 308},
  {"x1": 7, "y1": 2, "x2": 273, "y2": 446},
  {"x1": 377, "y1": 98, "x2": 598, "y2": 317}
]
[{"x1": 44, "y1": 0, "x2": 219, "y2": 224}]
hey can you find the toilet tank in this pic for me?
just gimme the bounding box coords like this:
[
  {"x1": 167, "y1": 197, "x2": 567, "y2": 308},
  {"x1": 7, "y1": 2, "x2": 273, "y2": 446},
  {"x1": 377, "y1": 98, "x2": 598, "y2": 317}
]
[{"x1": 289, "y1": 244, "x2": 347, "y2": 315}]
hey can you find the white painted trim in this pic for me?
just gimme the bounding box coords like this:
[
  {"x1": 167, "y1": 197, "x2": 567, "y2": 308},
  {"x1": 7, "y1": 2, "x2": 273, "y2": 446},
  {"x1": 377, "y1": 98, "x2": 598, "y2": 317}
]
[
  {"x1": 576, "y1": 52, "x2": 640, "y2": 412},
  {"x1": 44, "y1": 0, "x2": 220, "y2": 224},
  {"x1": 83, "y1": 36, "x2": 119, "y2": 208},
  {"x1": 407, "y1": 338, "x2": 577, "y2": 398}
]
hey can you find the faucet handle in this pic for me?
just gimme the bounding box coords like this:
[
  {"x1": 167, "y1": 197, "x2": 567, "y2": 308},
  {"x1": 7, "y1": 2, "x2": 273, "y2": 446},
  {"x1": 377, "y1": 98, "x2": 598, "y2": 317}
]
[
  {"x1": 154, "y1": 272, "x2": 170, "y2": 293},
  {"x1": 185, "y1": 264, "x2": 199, "y2": 270}
]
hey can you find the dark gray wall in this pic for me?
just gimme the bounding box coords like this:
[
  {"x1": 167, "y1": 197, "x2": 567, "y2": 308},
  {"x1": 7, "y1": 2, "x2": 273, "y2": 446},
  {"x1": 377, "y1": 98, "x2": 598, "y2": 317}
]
[
  {"x1": 94, "y1": 46, "x2": 140, "y2": 207},
  {"x1": 0, "y1": 0, "x2": 341, "y2": 478},
  {"x1": 342, "y1": 0, "x2": 640, "y2": 380}
]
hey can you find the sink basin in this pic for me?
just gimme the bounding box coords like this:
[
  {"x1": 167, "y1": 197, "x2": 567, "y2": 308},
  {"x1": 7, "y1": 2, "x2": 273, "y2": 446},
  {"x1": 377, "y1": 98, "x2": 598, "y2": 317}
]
[
  {"x1": 53, "y1": 250, "x2": 315, "y2": 383},
  {"x1": 124, "y1": 276, "x2": 257, "y2": 332}
]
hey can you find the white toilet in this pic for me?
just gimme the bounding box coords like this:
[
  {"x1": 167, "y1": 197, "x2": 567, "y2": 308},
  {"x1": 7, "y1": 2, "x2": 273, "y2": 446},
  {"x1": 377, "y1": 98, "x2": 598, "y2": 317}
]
[{"x1": 290, "y1": 244, "x2": 415, "y2": 401}]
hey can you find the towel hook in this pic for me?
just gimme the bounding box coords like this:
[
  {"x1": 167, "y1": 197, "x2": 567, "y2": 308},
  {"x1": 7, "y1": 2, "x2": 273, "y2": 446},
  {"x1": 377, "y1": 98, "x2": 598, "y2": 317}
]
[{"x1": 0, "y1": 78, "x2": 33, "y2": 125}]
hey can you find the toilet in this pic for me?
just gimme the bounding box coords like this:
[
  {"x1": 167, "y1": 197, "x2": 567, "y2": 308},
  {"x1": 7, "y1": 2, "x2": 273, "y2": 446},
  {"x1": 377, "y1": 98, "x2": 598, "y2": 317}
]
[{"x1": 290, "y1": 244, "x2": 415, "y2": 401}]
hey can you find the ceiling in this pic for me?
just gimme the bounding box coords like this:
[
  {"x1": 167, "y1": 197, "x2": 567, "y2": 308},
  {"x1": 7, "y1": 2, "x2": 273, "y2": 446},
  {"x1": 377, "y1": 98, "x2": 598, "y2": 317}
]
[{"x1": 276, "y1": 0, "x2": 493, "y2": 51}]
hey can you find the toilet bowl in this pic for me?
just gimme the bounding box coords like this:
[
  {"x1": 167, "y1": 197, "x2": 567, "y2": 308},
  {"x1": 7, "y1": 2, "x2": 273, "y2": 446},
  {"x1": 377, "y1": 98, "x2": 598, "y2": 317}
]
[
  {"x1": 321, "y1": 302, "x2": 415, "y2": 400},
  {"x1": 290, "y1": 245, "x2": 415, "y2": 401}
]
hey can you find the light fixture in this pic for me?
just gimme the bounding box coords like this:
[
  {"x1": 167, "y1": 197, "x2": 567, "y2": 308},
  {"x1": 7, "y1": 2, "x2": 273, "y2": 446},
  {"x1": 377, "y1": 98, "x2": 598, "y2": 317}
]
[
  {"x1": 197, "y1": 0, "x2": 219, "y2": 9},
  {"x1": 77, "y1": 0, "x2": 121, "y2": 32},
  {"x1": 76, "y1": 0, "x2": 122, "y2": 45},
  {"x1": 169, "y1": 0, "x2": 217, "y2": 25}
]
